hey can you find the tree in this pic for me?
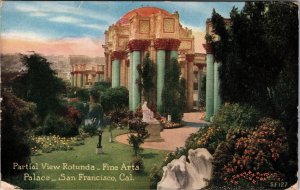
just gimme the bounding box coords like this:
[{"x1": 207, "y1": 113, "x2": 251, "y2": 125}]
[
  {"x1": 209, "y1": 2, "x2": 298, "y2": 184},
  {"x1": 137, "y1": 52, "x2": 155, "y2": 104},
  {"x1": 1, "y1": 92, "x2": 38, "y2": 178},
  {"x1": 162, "y1": 58, "x2": 186, "y2": 122},
  {"x1": 13, "y1": 53, "x2": 66, "y2": 119}
]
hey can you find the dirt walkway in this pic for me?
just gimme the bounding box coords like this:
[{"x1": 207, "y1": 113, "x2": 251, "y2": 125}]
[{"x1": 115, "y1": 112, "x2": 208, "y2": 151}]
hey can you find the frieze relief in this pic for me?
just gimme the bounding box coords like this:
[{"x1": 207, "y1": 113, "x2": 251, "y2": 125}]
[
  {"x1": 139, "y1": 20, "x2": 150, "y2": 34},
  {"x1": 163, "y1": 18, "x2": 175, "y2": 33}
]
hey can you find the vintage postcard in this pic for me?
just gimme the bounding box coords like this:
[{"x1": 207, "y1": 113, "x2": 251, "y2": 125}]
[{"x1": 1, "y1": 1, "x2": 298, "y2": 190}]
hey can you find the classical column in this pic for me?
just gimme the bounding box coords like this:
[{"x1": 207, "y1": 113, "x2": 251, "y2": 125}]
[
  {"x1": 203, "y1": 43, "x2": 214, "y2": 121},
  {"x1": 74, "y1": 72, "x2": 78, "y2": 87},
  {"x1": 154, "y1": 39, "x2": 168, "y2": 113},
  {"x1": 196, "y1": 64, "x2": 205, "y2": 108},
  {"x1": 107, "y1": 53, "x2": 112, "y2": 81},
  {"x1": 129, "y1": 52, "x2": 133, "y2": 110},
  {"x1": 128, "y1": 39, "x2": 150, "y2": 111},
  {"x1": 169, "y1": 39, "x2": 181, "y2": 60},
  {"x1": 214, "y1": 62, "x2": 221, "y2": 114},
  {"x1": 111, "y1": 51, "x2": 125, "y2": 88},
  {"x1": 186, "y1": 54, "x2": 195, "y2": 111},
  {"x1": 71, "y1": 72, "x2": 74, "y2": 87},
  {"x1": 104, "y1": 53, "x2": 108, "y2": 80}
]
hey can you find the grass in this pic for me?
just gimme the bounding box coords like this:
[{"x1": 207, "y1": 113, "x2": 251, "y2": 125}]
[{"x1": 28, "y1": 128, "x2": 169, "y2": 189}]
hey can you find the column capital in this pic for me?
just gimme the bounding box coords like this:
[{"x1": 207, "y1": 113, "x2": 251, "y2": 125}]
[
  {"x1": 154, "y1": 38, "x2": 181, "y2": 50},
  {"x1": 195, "y1": 63, "x2": 205, "y2": 69},
  {"x1": 203, "y1": 43, "x2": 213, "y2": 54},
  {"x1": 154, "y1": 38, "x2": 169, "y2": 50},
  {"x1": 168, "y1": 39, "x2": 181, "y2": 51},
  {"x1": 111, "y1": 51, "x2": 127, "y2": 61},
  {"x1": 186, "y1": 54, "x2": 195, "y2": 62},
  {"x1": 128, "y1": 39, "x2": 150, "y2": 52}
]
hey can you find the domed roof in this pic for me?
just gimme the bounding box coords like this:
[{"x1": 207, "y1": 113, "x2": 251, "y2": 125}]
[{"x1": 116, "y1": 7, "x2": 171, "y2": 25}]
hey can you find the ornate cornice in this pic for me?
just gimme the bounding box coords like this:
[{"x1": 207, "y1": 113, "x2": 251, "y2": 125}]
[
  {"x1": 154, "y1": 38, "x2": 181, "y2": 50},
  {"x1": 111, "y1": 51, "x2": 127, "y2": 61},
  {"x1": 128, "y1": 39, "x2": 150, "y2": 52},
  {"x1": 96, "y1": 71, "x2": 104, "y2": 74},
  {"x1": 202, "y1": 43, "x2": 213, "y2": 54},
  {"x1": 186, "y1": 54, "x2": 195, "y2": 62}
]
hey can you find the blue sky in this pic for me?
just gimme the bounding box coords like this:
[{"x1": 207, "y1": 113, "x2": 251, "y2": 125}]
[{"x1": 2, "y1": 1, "x2": 244, "y2": 41}]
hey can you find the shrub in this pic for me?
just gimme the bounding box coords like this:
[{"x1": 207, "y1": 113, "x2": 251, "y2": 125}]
[
  {"x1": 88, "y1": 103, "x2": 104, "y2": 122},
  {"x1": 130, "y1": 155, "x2": 145, "y2": 173},
  {"x1": 107, "y1": 108, "x2": 133, "y2": 126},
  {"x1": 212, "y1": 103, "x2": 261, "y2": 130},
  {"x1": 101, "y1": 87, "x2": 129, "y2": 112},
  {"x1": 72, "y1": 88, "x2": 90, "y2": 102},
  {"x1": 149, "y1": 165, "x2": 163, "y2": 189},
  {"x1": 1, "y1": 92, "x2": 37, "y2": 178},
  {"x1": 81, "y1": 124, "x2": 98, "y2": 136},
  {"x1": 42, "y1": 113, "x2": 79, "y2": 137},
  {"x1": 211, "y1": 117, "x2": 289, "y2": 188}
]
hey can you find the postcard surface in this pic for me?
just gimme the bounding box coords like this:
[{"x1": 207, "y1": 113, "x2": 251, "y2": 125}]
[{"x1": 1, "y1": 1, "x2": 298, "y2": 190}]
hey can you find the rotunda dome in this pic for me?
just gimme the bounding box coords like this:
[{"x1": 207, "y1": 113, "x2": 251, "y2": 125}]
[{"x1": 116, "y1": 7, "x2": 171, "y2": 25}]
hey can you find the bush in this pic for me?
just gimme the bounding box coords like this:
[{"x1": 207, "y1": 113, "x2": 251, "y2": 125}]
[
  {"x1": 101, "y1": 87, "x2": 129, "y2": 112},
  {"x1": 107, "y1": 108, "x2": 133, "y2": 126},
  {"x1": 130, "y1": 155, "x2": 145, "y2": 173},
  {"x1": 81, "y1": 124, "x2": 98, "y2": 136},
  {"x1": 211, "y1": 117, "x2": 289, "y2": 188},
  {"x1": 149, "y1": 165, "x2": 163, "y2": 189},
  {"x1": 1, "y1": 92, "x2": 37, "y2": 178},
  {"x1": 212, "y1": 103, "x2": 261, "y2": 130},
  {"x1": 88, "y1": 103, "x2": 104, "y2": 122},
  {"x1": 42, "y1": 113, "x2": 79, "y2": 137}
]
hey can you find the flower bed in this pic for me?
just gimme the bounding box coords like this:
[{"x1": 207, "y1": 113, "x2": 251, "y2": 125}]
[
  {"x1": 160, "y1": 117, "x2": 183, "y2": 129},
  {"x1": 30, "y1": 135, "x2": 85, "y2": 155}
]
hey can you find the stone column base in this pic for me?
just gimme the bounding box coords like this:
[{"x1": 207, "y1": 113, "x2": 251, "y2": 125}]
[
  {"x1": 96, "y1": 148, "x2": 103, "y2": 154},
  {"x1": 145, "y1": 123, "x2": 164, "y2": 142}
]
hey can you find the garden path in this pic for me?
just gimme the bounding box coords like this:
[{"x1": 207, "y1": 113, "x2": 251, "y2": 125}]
[{"x1": 115, "y1": 112, "x2": 208, "y2": 151}]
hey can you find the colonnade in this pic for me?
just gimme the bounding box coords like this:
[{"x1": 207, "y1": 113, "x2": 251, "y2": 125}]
[
  {"x1": 71, "y1": 71, "x2": 103, "y2": 88},
  {"x1": 203, "y1": 43, "x2": 221, "y2": 121}
]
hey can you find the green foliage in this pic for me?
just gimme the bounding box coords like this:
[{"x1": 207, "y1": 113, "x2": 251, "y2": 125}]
[
  {"x1": 149, "y1": 165, "x2": 163, "y2": 189},
  {"x1": 88, "y1": 103, "x2": 104, "y2": 121},
  {"x1": 128, "y1": 118, "x2": 148, "y2": 156},
  {"x1": 209, "y1": 2, "x2": 298, "y2": 183},
  {"x1": 12, "y1": 53, "x2": 66, "y2": 119},
  {"x1": 42, "y1": 113, "x2": 79, "y2": 137},
  {"x1": 162, "y1": 58, "x2": 185, "y2": 122},
  {"x1": 211, "y1": 118, "x2": 289, "y2": 188},
  {"x1": 107, "y1": 108, "x2": 133, "y2": 127},
  {"x1": 101, "y1": 87, "x2": 129, "y2": 112},
  {"x1": 212, "y1": 103, "x2": 261, "y2": 131},
  {"x1": 76, "y1": 88, "x2": 90, "y2": 102},
  {"x1": 1, "y1": 92, "x2": 38, "y2": 178},
  {"x1": 130, "y1": 155, "x2": 145, "y2": 173},
  {"x1": 137, "y1": 52, "x2": 155, "y2": 103},
  {"x1": 149, "y1": 103, "x2": 261, "y2": 188},
  {"x1": 81, "y1": 124, "x2": 98, "y2": 136}
]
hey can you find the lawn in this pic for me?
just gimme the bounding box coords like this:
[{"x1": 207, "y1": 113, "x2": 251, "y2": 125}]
[{"x1": 31, "y1": 129, "x2": 169, "y2": 189}]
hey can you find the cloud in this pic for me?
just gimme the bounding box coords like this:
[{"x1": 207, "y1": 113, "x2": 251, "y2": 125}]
[
  {"x1": 14, "y1": 2, "x2": 117, "y2": 23},
  {"x1": 30, "y1": 12, "x2": 48, "y2": 17},
  {"x1": 78, "y1": 24, "x2": 107, "y2": 31},
  {"x1": 2, "y1": 30, "x2": 51, "y2": 41},
  {"x1": 49, "y1": 16, "x2": 83, "y2": 24}
]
